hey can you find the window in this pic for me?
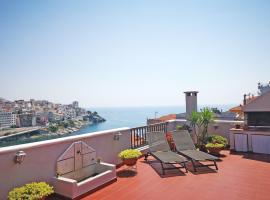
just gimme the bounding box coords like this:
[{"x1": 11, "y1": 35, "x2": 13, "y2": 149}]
[{"x1": 247, "y1": 112, "x2": 270, "y2": 127}]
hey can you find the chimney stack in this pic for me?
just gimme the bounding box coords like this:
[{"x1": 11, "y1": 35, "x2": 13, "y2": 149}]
[
  {"x1": 184, "y1": 91, "x2": 198, "y2": 119},
  {"x1": 243, "y1": 94, "x2": 247, "y2": 105}
]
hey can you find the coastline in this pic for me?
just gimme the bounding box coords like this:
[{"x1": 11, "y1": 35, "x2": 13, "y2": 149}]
[{"x1": 0, "y1": 105, "x2": 234, "y2": 147}]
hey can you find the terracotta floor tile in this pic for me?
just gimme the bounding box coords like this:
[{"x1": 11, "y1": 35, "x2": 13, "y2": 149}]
[{"x1": 50, "y1": 151, "x2": 270, "y2": 200}]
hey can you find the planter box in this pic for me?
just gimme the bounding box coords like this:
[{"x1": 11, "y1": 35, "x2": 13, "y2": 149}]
[
  {"x1": 52, "y1": 162, "x2": 116, "y2": 199},
  {"x1": 52, "y1": 141, "x2": 116, "y2": 199}
]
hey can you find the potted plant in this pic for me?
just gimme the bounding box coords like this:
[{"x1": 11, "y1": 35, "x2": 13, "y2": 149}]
[
  {"x1": 166, "y1": 132, "x2": 175, "y2": 151},
  {"x1": 205, "y1": 143, "x2": 224, "y2": 155},
  {"x1": 118, "y1": 149, "x2": 142, "y2": 166},
  {"x1": 8, "y1": 182, "x2": 54, "y2": 200},
  {"x1": 235, "y1": 124, "x2": 241, "y2": 129},
  {"x1": 206, "y1": 135, "x2": 228, "y2": 155}
]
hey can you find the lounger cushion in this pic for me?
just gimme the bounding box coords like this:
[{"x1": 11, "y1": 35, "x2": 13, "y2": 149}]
[
  {"x1": 147, "y1": 132, "x2": 171, "y2": 152},
  {"x1": 151, "y1": 151, "x2": 188, "y2": 163},
  {"x1": 180, "y1": 150, "x2": 218, "y2": 161},
  {"x1": 172, "y1": 131, "x2": 219, "y2": 161},
  {"x1": 172, "y1": 130, "x2": 196, "y2": 151}
]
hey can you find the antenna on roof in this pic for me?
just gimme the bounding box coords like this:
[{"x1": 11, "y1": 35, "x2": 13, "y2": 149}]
[{"x1": 154, "y1": 112, "x2": 158, "y2": 119}]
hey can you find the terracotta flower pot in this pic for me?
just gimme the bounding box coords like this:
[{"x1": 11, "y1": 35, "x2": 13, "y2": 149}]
[
  {"x1": 206, "y1": 146, "x2": 223, "y2": 155},
  {"x1": 235, "y1": 124, "x2": 241, "y2": 129},
  {"x1": 123, "y1": 158, "x2": 138, "y2": 166}
]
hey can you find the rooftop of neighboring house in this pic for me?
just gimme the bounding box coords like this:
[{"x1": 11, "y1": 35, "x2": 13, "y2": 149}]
[{"x1": 229, "y1": 82, "x2": 270, "y2": 114}]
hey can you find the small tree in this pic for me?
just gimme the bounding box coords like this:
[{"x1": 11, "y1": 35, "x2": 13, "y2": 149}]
[
  {"x1": 188, "y1": 108, "x2": 214, "y2": 146},
  {"x1": 198, "y1": 107, "x2": 214, "y2": 145}
]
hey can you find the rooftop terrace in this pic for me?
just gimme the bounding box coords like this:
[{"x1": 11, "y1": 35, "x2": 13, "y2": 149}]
[
  {"x1": 1, "y1": 119, "x2": 269, "y2": 200},
  {"x1": 50, "y1": 150, "x2": 270, "y2": 200}
]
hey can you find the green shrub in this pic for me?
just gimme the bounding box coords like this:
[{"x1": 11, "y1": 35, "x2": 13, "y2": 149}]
[
  {"x1": 118, "y1": 149, "x2": 142, "y2": 159},
  {"x1": 176, "y1": 124, "x2": 190, "y2": 131},
  {"x1": 207, "y1": 135, "x2": 228, "y2": 146},
  {"x1": 8, "y1": 182, "x2": 54, "y2": 200},
  {"x1": 205, "y1": 143, "x2": 224, "y2": 148},
  {"x1": 48, "y1": 125, "x2": 58, "y2": 133},
  {"x1": 176, "y1": 125, "x2": 184, "y2": 130}
]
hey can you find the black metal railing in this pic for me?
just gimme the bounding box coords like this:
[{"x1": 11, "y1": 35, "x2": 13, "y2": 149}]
[{"x1": 130, "y1": 122, "x2": 168, "y2": 149}]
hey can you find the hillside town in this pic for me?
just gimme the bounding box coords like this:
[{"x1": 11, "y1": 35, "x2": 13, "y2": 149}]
[{"x1": 0, "y1": 98, "x2": 105, "y2": 135}]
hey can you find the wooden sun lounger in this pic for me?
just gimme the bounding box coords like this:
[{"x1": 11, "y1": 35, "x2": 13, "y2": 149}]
[
  {"x1": 145, "y1": 131, "x2": 188, "y2": 175},
  {"x1": 172, "y1": 130, "x2": 219, "y2": 172}
]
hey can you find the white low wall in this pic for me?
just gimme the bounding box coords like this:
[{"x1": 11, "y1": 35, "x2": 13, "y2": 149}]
[
  {"x1": 207, "y1": 120, "x2": 244, "y2": 140},
  {"x1": 0, "y1": 127, "x2": 131, "y2": 199}
]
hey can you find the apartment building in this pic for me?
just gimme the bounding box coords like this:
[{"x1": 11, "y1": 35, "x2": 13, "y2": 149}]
[{"x1": 0, "y1": 111, "x2": 17, "y2": 129}]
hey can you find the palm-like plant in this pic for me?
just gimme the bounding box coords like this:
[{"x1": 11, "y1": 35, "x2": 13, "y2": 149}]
[
  {"x1": 188, "y1": 108, "x2": 214, "y2": 146},
  {"x1": 198, "y1": 107, "x2": 214, "y2": 145}
]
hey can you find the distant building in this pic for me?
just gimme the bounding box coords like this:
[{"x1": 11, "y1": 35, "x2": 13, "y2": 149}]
[
  {"x1": 48, "y1": 112, "x2": 64, "y2": 122},
  {"x1": 0, "y1": 98, "x2": 86, "y2": 127},
  {"x1": 36, "y1": 112, "x2": 49, "y2": 125},
  {"x1": 147, "y1": 114, "x2": 177, "y2": 125},
  {"x1": 18, "y1": 113, "x2": 36, "y2": 127},
  {"x1": 72, "y1": 101, "x2": 79, "y2": 108},
  {"x1": 64, "y1": 109, "x2": 76, "y2": 120},
  {"x1": 0, "y1": 112, "x2": 17, "y2": 129}
]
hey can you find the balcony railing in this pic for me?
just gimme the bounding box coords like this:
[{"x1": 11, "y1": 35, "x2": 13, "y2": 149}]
[{"x1": 130, "y1": 122, "x2": 168, "y2": 149}]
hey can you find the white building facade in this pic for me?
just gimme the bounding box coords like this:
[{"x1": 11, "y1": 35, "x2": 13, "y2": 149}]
[{"x1": 0, "y1": 112, "x2": 17, "y2": 129}]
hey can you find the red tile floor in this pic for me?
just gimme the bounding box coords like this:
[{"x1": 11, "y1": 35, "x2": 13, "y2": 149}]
[{"x1": 52, "y1": 151, "x2": 270, "y2": 200}]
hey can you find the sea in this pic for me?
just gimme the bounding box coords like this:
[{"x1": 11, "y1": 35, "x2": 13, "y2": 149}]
[
  {"x1": 71, "y1": 104, "x2": 233, "y2": 135},
  {"x1": 71, "y1": 106, "x2": 186, "y2": 135},
  {"x1": 0, "y1": 105, "x2": 233, "y2": 147}
]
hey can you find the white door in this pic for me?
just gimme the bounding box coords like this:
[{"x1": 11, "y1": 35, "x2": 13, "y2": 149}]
[
  {"x1": 252, "y1": 135, "x2": 270, "y2": 154},
  {"x1": 234, "y1": 134, "x2": 248, "y2": 152}
]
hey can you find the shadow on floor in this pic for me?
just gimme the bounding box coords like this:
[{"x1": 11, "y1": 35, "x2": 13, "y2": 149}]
[
  {"x1": 230, "y1": 151, "x2": 270, "y2": 163},
  {"x1": 216, "y1": 154, "x2": 227, "y2": 159},
  {"x1": 185, "y1": 161, "x2": 218, "y2": 175},
  {"x1": 142, "y1": 159, "x2": 187, "y2": 178},
  {"x1": 47, "y1": 194, "x2": 67, "y2": 200},
  {"x1": 117, "y1": 169, "x2": 137, "y2": 178}
]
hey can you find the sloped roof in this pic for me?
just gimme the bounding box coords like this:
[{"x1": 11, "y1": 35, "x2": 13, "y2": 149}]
[
  {"x1": 229, "y1": 105, "x2": 243, "y2": 113},
  {"x1": 157, "y1": 114, "x2": 177, "y2": 121},
  {"x1": 243, "y1": 90, "x2": 270, "y2": 112}
]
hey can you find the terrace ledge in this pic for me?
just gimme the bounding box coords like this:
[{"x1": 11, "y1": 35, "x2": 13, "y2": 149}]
[{"x1": 0, "y1": 127, "x2": 130, "y2": 154}]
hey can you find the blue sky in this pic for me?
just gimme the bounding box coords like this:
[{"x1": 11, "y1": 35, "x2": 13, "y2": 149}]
[{"x1": 0, "y1": 0, "x2": 270, "y2": 107}]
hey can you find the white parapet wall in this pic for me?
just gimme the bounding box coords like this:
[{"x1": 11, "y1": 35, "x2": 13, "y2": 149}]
[
  {"x1": 0, "y1": 127, "x2": 131, "y2": 199},
  {"x1": 0, "y1": 119, "x2": 243, "y2": 199}
]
